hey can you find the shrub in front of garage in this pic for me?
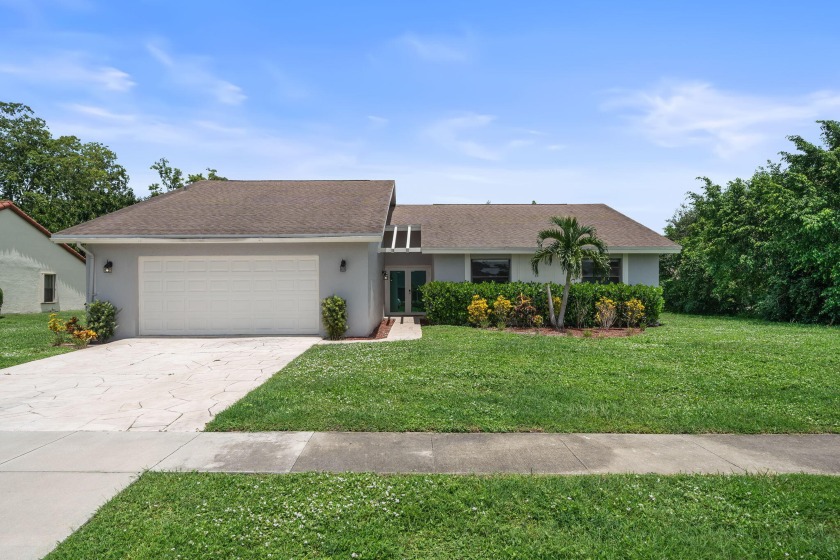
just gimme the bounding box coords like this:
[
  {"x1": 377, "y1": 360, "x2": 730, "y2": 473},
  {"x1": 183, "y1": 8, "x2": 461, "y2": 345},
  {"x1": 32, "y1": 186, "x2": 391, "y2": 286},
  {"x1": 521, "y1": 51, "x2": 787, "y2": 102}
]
[{"x1": 321, "y1": 295, "x2": 348, "y2": 340}]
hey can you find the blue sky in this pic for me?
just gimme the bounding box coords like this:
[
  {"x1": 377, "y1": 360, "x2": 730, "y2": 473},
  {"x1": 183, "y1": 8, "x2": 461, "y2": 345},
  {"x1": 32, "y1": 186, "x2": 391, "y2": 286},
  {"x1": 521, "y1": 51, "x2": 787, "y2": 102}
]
[{"x1": 2, "y1": 0, "x2": 839, "y2": 231}]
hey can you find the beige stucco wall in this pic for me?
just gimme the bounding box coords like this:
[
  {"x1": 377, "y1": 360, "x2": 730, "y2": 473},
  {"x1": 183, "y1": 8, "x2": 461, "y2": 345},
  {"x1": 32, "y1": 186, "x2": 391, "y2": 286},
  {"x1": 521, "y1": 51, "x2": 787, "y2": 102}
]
[
  {"x1": 85, "y1": 241, "x2": 382, "y2": 339},
  {"x1": 0, "y1": 210, "x2": 86, "y2": 314}
]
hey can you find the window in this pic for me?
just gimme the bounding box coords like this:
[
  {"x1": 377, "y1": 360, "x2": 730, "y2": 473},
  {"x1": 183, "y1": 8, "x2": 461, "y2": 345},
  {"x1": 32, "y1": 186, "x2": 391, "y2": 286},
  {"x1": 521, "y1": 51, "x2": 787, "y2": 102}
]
[
  {"x1": 43, "y1": 273, "x2": 57, "y2": 303},
  {"x1": 471, "y1": 259, "x2": 510, "y2": 283},
  {"x1": 581, "y1": 258, "x2": 622, "y2": 284}
]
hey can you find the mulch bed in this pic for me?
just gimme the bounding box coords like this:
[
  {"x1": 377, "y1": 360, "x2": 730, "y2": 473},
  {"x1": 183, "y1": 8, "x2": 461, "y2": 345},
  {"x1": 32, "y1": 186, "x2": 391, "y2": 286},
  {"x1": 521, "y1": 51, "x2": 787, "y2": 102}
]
[
  {"x1": 342, "y1": 318, "x2": 395, "y2": 341},
  {"x1": 505, "y1": 326, "x2": 644, "y2": 338}
]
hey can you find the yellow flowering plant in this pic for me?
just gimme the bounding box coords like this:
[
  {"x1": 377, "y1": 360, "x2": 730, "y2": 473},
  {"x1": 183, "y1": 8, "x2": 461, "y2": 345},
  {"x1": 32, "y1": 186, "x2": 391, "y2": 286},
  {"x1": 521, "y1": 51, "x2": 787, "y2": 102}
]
[
  {"x1": 595, "y1": 297, "x2": 617, "y2": 329},
  {"x1": 624, "y1": 298, "x2": 646, "y2": 327},
  {"x1": 71, "y1": 329, "x2": 97, "y2": 349},
  {"x1": 491, "y1": 295, "x2": 513, "y2": 328},
  {"x1": 47, "y1": 313, "x2": 66, "y2": 346},
  {"x1": 467, "y1": 295, "x2": 491, "y2": 327}
]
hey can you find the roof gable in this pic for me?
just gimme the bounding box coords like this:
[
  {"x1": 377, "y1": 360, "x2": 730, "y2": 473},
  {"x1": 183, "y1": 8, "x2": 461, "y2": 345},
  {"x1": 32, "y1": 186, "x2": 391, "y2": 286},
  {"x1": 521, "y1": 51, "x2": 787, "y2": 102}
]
[
  {"x1": 55, "y1": 180, "x2": 396, "y2": 239},
  {"x1": 0, "y1": 201, "x2": 86, "y2": 262}
]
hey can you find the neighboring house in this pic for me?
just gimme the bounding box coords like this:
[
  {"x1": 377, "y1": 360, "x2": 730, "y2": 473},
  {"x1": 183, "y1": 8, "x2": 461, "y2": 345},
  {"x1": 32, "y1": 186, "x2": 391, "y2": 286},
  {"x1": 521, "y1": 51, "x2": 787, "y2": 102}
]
[
  {"x1": 52, "y1": 180, "x2": 679, "y2": 338},
  {"x1": 0, "y1": 200, "x2": 86, "y2": 314}
]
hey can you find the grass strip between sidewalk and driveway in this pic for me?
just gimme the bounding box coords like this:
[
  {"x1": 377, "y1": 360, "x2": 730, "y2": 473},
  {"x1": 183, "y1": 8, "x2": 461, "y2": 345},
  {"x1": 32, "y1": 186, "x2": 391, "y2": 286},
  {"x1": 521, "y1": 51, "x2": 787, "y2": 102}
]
[
  {"x1": 0, "y1": 310, "x2": 81, "y2": 369},
  {"x1": 208, "y1": 313, "x2": 839, "y2": 434},
  {"x1": 47, "y1": 472, "x2": 839, "y2": 559}
]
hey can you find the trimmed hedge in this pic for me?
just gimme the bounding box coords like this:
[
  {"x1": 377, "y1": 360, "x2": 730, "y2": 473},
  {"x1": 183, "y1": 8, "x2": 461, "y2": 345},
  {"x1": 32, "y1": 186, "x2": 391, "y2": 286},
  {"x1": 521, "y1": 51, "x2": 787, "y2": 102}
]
[{"x1": 420, "y1": 281, "x2": 664, "y2": 327}]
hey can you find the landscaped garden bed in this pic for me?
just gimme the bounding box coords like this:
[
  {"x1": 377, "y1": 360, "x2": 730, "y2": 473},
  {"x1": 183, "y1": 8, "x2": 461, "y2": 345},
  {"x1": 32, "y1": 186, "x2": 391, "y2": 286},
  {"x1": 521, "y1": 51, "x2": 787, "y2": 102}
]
[
  {"x1": 0, "y1": 310, "x2": 82, "y2": 369},
  {"x1": 207, "y1": 313, "x2": 839, "y2": 434},
  {"x1": 46, "y1": 471, "x2": 840, "y2": 559}
]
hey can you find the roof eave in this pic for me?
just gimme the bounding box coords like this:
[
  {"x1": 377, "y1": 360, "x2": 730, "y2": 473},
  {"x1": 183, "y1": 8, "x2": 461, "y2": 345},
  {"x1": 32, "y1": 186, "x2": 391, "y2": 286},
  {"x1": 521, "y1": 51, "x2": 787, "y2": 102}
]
[
  {"x1": 50, "y1": 234, "x2": 382, "y2": 245},
  {"x1": 420, "y1": 245, "x2": 681, "y2": 254}
]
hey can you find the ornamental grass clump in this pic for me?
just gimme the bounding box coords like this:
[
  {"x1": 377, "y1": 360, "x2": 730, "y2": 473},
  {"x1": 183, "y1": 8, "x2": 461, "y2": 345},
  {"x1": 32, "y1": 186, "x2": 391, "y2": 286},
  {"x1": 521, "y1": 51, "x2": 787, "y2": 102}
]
[
  {"x1": 595, "y1": 297, "x2": 617, "y2": 329},
  {"x1": 467, "y1": 295, "x2": 491, "y2": 328},
  {"x1": 321, "y1": 295, "x2": 348, "y2": 340},
  {"x1": 491, "y1": 295, "x2": 512, "y2": 329}
]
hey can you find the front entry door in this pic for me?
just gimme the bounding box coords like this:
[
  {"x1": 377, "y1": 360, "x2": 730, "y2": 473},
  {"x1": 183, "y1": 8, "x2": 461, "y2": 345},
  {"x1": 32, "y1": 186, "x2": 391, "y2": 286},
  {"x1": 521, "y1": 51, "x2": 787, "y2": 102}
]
[{"x1": 387, "y1": 268, "x2": 428, "y2": 314}]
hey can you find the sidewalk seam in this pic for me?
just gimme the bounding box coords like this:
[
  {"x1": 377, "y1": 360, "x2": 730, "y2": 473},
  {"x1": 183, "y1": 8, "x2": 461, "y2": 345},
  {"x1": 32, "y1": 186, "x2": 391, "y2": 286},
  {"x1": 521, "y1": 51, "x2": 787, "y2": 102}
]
[
  {"x1": 0, "y1": 431, "x2": 77, "y2": 467},
  {"x1": 558, "y1": 435, "x2": 591, "y2": 473},
  {"x1": 147, "y1": 432, "x2": 201, "y2": 472},
  {"x1": 688, "y1": 437, "x2": 747, "y2": 473},
  {"x1": 287, "y1": 431, "x2": 315, "y2": 473}
]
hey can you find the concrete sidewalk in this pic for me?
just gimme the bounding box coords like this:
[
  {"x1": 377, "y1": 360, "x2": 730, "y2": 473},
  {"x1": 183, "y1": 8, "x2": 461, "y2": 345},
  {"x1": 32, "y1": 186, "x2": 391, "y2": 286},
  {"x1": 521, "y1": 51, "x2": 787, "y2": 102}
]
[{"x1": 2, "y1": 431, "x2": 838, "y2": 559}]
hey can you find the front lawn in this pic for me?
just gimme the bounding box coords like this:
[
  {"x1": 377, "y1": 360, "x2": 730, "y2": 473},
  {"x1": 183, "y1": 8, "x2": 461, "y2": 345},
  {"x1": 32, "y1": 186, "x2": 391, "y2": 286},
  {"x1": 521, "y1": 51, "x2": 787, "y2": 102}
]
[
  {"x1": 0, "y1": 310, "x2": 82, "y2": 369},
  {"x1": 47, "y1": 472, "x2": 839, "y2": 559},
  {"x1": 208, "y1": 313, "x2": 839, "y2": 433}
]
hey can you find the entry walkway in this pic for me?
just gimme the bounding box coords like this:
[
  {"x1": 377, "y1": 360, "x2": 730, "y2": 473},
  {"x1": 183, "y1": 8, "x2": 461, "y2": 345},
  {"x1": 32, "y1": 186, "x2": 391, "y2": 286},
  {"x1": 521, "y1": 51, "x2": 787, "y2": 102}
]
[{"x1": 2, "y1": 431, "x2": 838, "y2": 559}]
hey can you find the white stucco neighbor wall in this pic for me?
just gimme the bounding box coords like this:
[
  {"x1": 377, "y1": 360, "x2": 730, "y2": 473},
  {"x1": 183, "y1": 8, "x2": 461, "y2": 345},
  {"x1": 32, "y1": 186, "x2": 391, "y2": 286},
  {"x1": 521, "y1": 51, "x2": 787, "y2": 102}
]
[
  {"x1": 85, "y1": 242, "x2": 382, "y2": 339},
  {"x1": 0, "y1": 210, "x2": 85, "y2": 313}
]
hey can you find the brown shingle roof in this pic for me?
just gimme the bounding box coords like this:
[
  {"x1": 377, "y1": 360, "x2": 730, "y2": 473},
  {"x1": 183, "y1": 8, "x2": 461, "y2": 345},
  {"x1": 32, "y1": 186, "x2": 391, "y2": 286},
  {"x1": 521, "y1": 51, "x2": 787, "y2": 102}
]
[
  {"x1": 389, "y1": 204, "x2": 678, "y2": 250},
  {"x1": 0, "y1": 200, "x2": 86, "y2": 262},
  {"x1": 55, "y1": 180, "x2": 395, "y2": 238}
]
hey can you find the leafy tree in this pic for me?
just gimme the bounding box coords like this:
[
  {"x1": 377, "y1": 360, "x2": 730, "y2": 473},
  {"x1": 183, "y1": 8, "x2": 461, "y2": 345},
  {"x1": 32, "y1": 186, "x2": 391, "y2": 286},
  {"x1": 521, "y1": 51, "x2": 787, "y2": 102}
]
[
  {"x1": 0, "y1": 102, "x2": 137, "y2": 233},
  {"x1": 148, "y1": 158, "x2": 227, "y2": 197},
  {"x1": 663, "y1": 120, "x2": 840, "y2": 324},
  {"x1": 531, "y1": 216, "x2": 608, "y2": 329}
]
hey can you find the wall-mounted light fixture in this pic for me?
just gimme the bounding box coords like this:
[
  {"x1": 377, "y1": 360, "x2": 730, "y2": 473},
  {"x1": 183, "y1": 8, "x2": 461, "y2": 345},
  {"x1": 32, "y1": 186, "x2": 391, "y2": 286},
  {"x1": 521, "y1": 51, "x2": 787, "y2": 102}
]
[
  {"x1": 339, "y1": 259, "x2": 347, "y2": 272},
  {"x1": 103, "y1": 260, "x2": 113, "y2": 273},
  {"x1": 382, "y1": 270, "x2": 388, "y2": 280}
]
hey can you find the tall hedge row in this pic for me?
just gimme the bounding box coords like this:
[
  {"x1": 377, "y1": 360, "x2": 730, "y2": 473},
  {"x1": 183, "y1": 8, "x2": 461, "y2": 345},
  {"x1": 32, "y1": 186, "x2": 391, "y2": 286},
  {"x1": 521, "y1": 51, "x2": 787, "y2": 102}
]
[{"x1": 420, "y1": 281, "x2": 664, "y2": 327}]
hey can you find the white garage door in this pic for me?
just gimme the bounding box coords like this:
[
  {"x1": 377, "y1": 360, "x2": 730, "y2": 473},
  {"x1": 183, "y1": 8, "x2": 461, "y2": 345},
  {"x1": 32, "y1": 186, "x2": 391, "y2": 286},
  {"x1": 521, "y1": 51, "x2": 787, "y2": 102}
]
[{"x1": 139, "y1": 255, "x2": 319, "y2": 336}]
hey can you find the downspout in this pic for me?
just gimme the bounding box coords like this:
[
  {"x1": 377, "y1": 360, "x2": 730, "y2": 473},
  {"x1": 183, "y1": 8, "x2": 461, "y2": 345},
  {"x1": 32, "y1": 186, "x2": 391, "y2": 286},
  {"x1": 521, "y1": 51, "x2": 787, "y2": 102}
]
[{"x1": 81, "y1": 244, "x2": 95, "y2": 304}]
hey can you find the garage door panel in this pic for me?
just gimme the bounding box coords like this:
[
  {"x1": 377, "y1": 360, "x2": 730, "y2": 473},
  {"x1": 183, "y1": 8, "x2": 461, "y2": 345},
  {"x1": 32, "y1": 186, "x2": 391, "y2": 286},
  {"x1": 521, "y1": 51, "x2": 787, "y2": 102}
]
[{"x1": 139, "y1": 255, "x2": 320, "y2": 335}]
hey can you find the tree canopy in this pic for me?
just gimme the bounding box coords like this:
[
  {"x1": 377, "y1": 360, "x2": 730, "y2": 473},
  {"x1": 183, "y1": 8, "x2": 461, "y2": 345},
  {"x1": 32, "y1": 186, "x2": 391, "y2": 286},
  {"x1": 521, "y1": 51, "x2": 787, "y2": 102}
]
[
  {"x1": 0, "y1": 102, "x2": 137, "y2": 233},
  {"x1": 662, "y1": 120, "x2": 840, "y2": 324},
  {"x1": 148, "y1": 157, "x2": 227, "y2": 197}
]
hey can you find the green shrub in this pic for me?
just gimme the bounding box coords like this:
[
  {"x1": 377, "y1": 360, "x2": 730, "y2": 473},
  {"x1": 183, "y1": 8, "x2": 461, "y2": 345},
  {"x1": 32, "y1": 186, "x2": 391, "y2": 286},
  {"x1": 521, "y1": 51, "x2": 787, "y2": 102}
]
[
  {"x1": 321, "y1": 295, "x2": 348, "y2": 340},
  {"x1": 86, "y1": 300, "x2": 119, "y2": 342},
  {"x1": 421, "y1": 281, "x2": 664, "y2": 327}
]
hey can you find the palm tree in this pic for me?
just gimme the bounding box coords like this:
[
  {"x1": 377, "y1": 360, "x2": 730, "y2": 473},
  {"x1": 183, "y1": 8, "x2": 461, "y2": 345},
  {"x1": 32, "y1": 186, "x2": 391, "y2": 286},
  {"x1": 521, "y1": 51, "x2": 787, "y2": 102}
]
[{"x1": 531, "y1": 216, "x2": 609, "y2": 329}]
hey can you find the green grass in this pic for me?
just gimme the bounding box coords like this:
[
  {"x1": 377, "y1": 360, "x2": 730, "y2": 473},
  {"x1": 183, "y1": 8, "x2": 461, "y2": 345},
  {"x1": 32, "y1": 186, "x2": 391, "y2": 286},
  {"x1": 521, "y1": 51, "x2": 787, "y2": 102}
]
[
  {"x1": 0, "y1": 310, "x2": 82, "y2": 369},
  {"x1": 208, "y1": 313, "x2": 839, "y2": 433},
  {"x1": 47, "y1": 472, "x2": 839, "y2": 559}
]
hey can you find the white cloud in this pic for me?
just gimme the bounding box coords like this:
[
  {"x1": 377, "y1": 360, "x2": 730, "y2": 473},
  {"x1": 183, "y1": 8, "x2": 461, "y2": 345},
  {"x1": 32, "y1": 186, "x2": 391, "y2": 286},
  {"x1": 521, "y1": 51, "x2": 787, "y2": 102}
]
[
  {"x1": 0, "y1": 53, "x2": 134, "y2": 92},
  {"x1": 367, "y1": 115, "x2": 389, "y2": 127},
  {"x1": 546, "y1": 144, "x2": 566, "y2": 151},
  {"x1": 425, "y1": 113, "x2": 500, "y2": 160},
  {"x1": 604, "y1": 81, "x2": 840, "y2": 157},
  {"x1": 397, "y1": 32, "x2": 472, "y2": 62},
  {"x1": 146, "y1": 41, "x2": 246, "y2": 105}
]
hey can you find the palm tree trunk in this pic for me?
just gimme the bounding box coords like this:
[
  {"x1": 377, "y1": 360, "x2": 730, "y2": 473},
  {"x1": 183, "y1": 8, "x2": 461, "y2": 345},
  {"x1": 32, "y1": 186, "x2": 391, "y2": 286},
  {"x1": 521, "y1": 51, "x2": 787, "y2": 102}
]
[
  {"x1": 546, "y1": 284, "x2": 557, "y2": 328},
  {"x1": 558, "y1": 270, "x2": 572, "y2": 330}
]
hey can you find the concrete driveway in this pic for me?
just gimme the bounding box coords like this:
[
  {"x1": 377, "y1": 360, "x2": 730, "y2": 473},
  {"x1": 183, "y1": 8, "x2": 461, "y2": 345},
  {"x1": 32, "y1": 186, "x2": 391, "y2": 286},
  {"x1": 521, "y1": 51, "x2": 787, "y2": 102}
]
[{"x1": 0, "y1": 337, "x2": 318, "y2": 431}]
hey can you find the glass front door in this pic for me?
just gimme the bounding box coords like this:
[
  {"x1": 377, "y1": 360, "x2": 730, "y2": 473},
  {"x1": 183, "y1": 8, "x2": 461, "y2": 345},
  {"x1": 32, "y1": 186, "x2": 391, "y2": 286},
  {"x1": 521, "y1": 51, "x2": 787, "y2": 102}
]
[{"x1": 387, "y1": 268, "x2": 428, "y2": 314}]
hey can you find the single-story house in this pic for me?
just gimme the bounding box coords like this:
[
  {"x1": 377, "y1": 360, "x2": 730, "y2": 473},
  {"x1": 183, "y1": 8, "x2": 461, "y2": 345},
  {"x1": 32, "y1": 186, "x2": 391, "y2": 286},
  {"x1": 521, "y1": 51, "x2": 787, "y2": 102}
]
[
  {"x1": 52, "y1": 180, "x2": 679, "y2": 339},
  {"x1": 0, "y1": 200, "x2": 86, "y2": 313}
]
